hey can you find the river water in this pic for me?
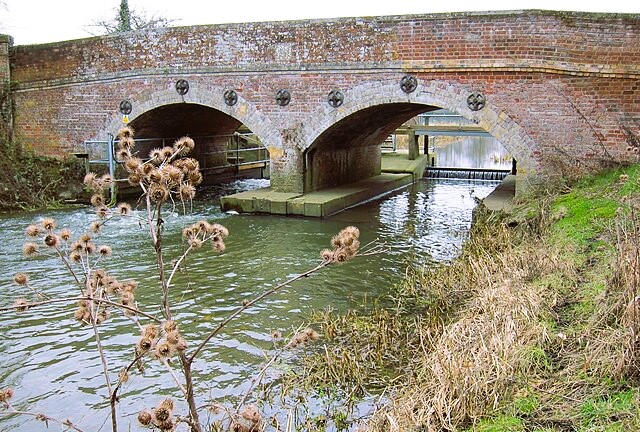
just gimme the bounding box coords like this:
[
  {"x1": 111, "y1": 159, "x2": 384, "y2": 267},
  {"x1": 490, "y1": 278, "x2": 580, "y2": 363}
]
[{"x1": 0, "y1": 177, "x2": 499, "y2": 431}]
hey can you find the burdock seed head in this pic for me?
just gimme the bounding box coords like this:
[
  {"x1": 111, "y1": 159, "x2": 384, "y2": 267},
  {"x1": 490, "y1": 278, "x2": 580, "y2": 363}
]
[
  {"x1": 162, "y1": 320, "x2": 177, "y2": 333},
  {"x1": 137, "y1": 336, "x2": 153, "y2": 352},
  {"x1": 155, "y1": 342, "x2": 173, "y2": 358},
  {"x1": 41, "y1": 217, "x2": 57, "y2": 231},
  {"x1": 59, "y1": 228, "x2": 72, "y2": 241},
  {"x1": 143, "y1": 324, "x2": 159, "y2": 339},
  {"x1": 44, "y1": 234, "x2": 59, "y2": 248},
  {"x1": 116, "y1": 202, "x2": 132, "y2": 216},
  {"x1": 91, "y1": 194, "x2": 105, "y2": 207},
  {"x1": 117, "y1": 125, "x2": 134, "y2": 139},
  {"x1": 98, "y1": 245, "x2": 112, "y2": 256},
  {"x1": 25, "y1": 224, "x2": 40, "y2": 237},
  {"x1": 13, "y1": 273, "x2": 28, "y2": 285},
  {"x1": 137, "y1": 410, "x2": 153, "y2": 426},
  {"x1": 149, "y1": 184, "x2": 170, "y2": 203},
  {"x1": 0, "y1": 388, "x2": 14, "y2": 403},
  {"x1": 22, "y1": 242, "x2": 39, "y2": 256}
]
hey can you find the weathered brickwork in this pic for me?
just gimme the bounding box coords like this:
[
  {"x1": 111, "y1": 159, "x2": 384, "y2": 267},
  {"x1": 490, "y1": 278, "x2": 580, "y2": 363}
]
[{"x1": 5, "y1": 10, "x2": 640, "y2": 192}]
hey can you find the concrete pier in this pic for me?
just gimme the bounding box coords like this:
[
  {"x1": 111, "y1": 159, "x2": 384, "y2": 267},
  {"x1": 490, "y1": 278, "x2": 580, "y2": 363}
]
[{"x1": 220, "y1": 154, "x2": 429, "y2": 217}]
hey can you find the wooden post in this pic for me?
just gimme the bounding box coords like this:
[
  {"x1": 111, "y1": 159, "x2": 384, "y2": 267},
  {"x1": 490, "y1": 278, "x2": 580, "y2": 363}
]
[{"x1": 408, "y1": 127, "x2": 418, "y2": 160}]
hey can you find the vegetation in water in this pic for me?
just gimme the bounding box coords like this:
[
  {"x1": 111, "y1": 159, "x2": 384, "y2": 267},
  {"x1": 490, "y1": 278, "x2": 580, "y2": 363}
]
[{"x1": 288, "y1": 164, "x2": 640, "y2": 431}]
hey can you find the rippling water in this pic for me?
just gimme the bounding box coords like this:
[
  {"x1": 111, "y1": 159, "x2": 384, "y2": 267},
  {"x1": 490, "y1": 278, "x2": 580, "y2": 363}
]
[{"x1": 0, "y1": 178, "x2": 498, "y2": 431}]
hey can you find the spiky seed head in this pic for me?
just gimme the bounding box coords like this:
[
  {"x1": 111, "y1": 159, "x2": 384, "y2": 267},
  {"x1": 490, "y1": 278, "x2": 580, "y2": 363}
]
[
  {"x1": 211, "y1": 223, "x2": 229, "y2": 238},
  {"x1": 90, "y1": 194, "x2": 105, "y2": 207},
  {"x1": 148, "y1": 168, "x2": 163, "y2": 183},
  {"x1": 83, "y1": 172, "x2": 100, "y2": 190},
  {"x1": 149, "y1": 148, "x2": 163, "y2": 164},
  {"x1": 118, "y1": 135, "x2": 135, "y2": 150},
  {"x1": 117, "y1": 202, "x2": 132, "y2": 216},
  {"x1": 137, "y1": 337, "x2": 153, "y2": 352},
  {"x1": 0, "y1": 388, "x2": 14, "y2": 402},
  {"x1": 321, "y1": 248, "x2": 334, "y2": 262},
  {"x1": 26, "y1": 224, "x2": 40, "y2": 237},
  {"x1": 23, "y1": 242, "x2": 39, "y2": 256},
  {"x1": 188, "y1": 171, "x2": 203, "y2": 186},
  {"x1": 124, "y1": 157, "x2": 142, "y2": 172},
  {"x1": 41, "y1": 218, "x2": 57, "y2": 231},
  {"x1": 137, "y1": 410, "x2": 152, "y2": 426},
  {"x1": 188, "y1": 238, "x2": 202, "y2": 249},
  {"x1": 212, "y1": 240, "x2": 226, "y2": 253},
  {"x1": 118, "y1": 368, "x2": 129, "y2": 383},
  {"x1": 44, "y1": 234, "x2": 59, "y2": 248},
  {"x1": 182, "y1": 227, "x2": 194, "y2": 239},
  {"x1": 177, "y1": 183, "x2": 195, "y2": 201},
  {"x1": 149, "y1": 184, "x2": 170, "y2": 203},
  {"x1": 116, "y1": 148, "x2": 131, "y2": 162},
  {"x1": 158, "y1": 398, "x2": 174, "y2": 412},
  {"x1": 127, "y1": 173, "x2": 142, "y2": 186},
  {"x1": 116, "y1": 126, "x2": 134, "y2": 139},
  {"x1": 98, "y1": 245, "x2": 112, "y2": 256},
  {"x1": 143, "y1": 324, "x2": 159, "y2": 339},
  {"x1": 14, "y1": 273, "x2": 28, "y2": 285},
  {"x1": 174, "y1": 136, "x2": 195, "y2": 155},
  {"x1": 155, "y1": 342, "x2": 172, "y2": 358},
  {"x1": 84, "y1": 242, "x2": 96, "y2": 254},
  {"x1": 90, "y1": 221, "x2": 102, "y2": 233},
  {"x1": 59, "y1": 228, "x2": 71, "y2": 241},
  {"x1": 70, "y1": 251, "x2": 82, "y2": 263},
  {"x1": 240, "y1": 404, "x2": 262, "y2": 424},
  {"x1": 161, "y1": 147, "x2": 174, "y2": 161},
  {"x1": 162, "y1": 320, "x2": 178, "y2": 333}
]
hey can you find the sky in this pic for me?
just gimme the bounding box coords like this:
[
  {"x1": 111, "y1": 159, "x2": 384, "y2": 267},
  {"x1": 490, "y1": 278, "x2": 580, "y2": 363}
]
[{"x1": 1, "y1": 0, "x2": 639, "y2": 46}]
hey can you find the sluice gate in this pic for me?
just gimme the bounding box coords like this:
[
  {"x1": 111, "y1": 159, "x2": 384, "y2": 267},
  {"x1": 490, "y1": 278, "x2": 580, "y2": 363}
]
[{"x1": 425, "y1": 167, "x2": 511, "y2": 181}]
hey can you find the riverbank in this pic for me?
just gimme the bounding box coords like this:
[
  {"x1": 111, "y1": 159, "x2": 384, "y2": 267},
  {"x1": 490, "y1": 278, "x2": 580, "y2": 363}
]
[
  {"x1": 0, "y1": 145, "x2": 85, "y2": 211},
  {"x1": 298, "y1": 164, "x2": 640, "y2": 431}
]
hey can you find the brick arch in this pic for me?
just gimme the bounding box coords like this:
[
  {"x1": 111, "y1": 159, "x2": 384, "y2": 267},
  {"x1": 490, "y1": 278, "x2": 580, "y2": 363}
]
[
  {"x1": 101, "y1": 86, "x2": 282, "y2": 149},
  {"x1": 298, "y1": 79, "x2": 538, "y2": 174}
]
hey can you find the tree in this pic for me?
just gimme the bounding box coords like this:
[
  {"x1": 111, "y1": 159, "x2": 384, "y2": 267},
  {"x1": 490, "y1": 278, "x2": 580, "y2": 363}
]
[{"x1": 88, "y1": 0, "x2": 177, "y2": 35}]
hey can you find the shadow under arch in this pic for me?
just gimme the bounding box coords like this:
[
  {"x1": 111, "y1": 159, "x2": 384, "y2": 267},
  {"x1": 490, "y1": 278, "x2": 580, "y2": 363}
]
[
  {"x1": 298, "y1": 79, "x2": 537, "y2": 191},
  {"x1": 100, "y1": 86, "x2": 282, "y2": 150}
]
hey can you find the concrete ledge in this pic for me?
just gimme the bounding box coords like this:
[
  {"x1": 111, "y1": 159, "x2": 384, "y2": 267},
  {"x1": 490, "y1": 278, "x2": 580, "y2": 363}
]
[
  {"x1": 482, "y1": 174, "x2": 516, "y2": 211},
  {"x1": 220, "y1": 154, "x2": 426, "y2": 217}
]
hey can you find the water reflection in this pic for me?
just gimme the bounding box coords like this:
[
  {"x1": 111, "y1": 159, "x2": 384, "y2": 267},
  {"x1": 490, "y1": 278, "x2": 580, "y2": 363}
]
[
  {"x1": 433, "y1": 136, "x2": 512, "y2": 169},
  {"x1": 0, "y1": 178, "x2": 499, "y2": 431}
]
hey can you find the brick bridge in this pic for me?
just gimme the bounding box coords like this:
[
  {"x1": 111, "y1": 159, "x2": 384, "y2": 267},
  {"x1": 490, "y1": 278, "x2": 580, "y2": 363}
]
[{"x1": 1, "y1": 10, "x2": 639, "y2": 194}]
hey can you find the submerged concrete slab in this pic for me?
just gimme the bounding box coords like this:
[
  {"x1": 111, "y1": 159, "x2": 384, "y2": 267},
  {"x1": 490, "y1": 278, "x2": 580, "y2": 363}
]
[{"x1": 220, "y1": 154, "x2": 427, "y2": 217}]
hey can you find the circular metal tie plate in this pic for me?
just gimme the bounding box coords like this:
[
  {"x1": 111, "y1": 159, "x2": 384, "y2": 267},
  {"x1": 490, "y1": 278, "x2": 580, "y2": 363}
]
[
  {"x1": 175, "y1": 79, "x2": 189, "y2": 96},
  {"x1": 400, "y1": 75, "x2": 418, "y2": 93},
  {"x1": 327, "y1": 90, "x2": 344, "y2": 108},
  {"x1": 467, "y1": 92, "x2": 486, "y2": 111},
  {"x1": 224, "y1": 89, "x2": 238, "y2": 106},
  {"x1": 119, "y1": 100, "x2": 132, "y2": 115}
]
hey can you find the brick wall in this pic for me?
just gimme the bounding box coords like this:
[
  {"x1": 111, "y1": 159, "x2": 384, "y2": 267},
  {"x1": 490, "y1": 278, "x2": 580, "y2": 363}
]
[{"x1": 7, "y1": 10, "x2": 640, "y2": 192}]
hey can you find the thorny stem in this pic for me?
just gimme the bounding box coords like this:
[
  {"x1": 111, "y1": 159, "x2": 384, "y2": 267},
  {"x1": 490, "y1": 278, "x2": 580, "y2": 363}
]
[
  {"x1": 86, "y1": 274, "x2": 116, "y2": 432},
  {"x1": 162, "y1": 358, "x2": 188, "y2": 397},
  {"x1": 2, "y1": 402, "x2": 86, "y2": 432},
  {"x1": 150, "y1": 203, "x2": 202, "y2": 432},
  {"x1": 187, "y1": 261, "x2": 329, "y2": 364}
]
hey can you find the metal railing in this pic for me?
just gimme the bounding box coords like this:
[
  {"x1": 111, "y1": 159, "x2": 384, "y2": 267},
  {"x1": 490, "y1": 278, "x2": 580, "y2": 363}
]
[{"x1": 81, "y1": 133, "x2": 270, "y2": 198}]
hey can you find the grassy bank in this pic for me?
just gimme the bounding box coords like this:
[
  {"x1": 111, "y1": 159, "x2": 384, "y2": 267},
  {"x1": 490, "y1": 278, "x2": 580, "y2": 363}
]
[
  {"x1": 296, "y1": 165, "x2": 640, "y2": 431},
  {"x1": 0, "y1": 144, "x2": 85, "y2": 211}
]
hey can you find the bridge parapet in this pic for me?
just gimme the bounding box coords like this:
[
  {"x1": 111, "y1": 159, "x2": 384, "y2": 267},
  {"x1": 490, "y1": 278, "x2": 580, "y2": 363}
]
[{"x1": 4, "y1": 10, "x2": 640, "y2": 192}]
